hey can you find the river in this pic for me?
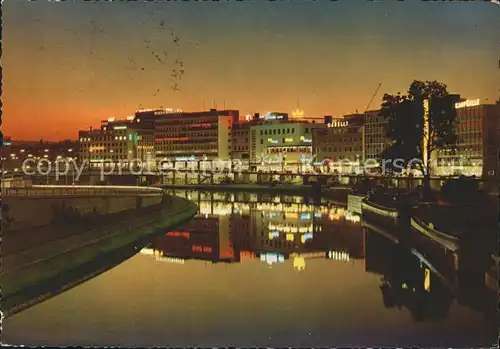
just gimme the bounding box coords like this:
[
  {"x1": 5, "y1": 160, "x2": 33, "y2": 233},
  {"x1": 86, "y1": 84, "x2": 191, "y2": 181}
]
[{"x1": 2, "y1": 190, "x2": 496, "y2": 347}]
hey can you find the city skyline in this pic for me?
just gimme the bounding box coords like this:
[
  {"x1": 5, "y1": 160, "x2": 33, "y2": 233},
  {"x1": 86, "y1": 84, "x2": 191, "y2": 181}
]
[{"x1": 3, "y1": 0, "x2": 499, "y2": 140}]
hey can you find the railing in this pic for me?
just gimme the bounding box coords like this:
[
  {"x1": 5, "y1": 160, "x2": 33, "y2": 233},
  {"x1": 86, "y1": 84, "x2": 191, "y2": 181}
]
[
  {"x1": 361, "y1": 198, "x2": 399, "y2": 219},
  {"x1": 2, "y1": 185, "x2": 163, "y2": 197},
  {"x1": 410, "y1": 217, "x2": 460, "y2": 252}
]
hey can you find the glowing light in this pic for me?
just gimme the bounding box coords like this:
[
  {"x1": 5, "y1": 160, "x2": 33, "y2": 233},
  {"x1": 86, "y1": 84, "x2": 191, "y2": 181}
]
[
  {"x1": 423, "y1": 99, "x2": 430, "y2": 173},
  {"x1": 260, "y1": 252, "x2": 285, "y2": 265},
  {"x1": 140, "y1": 248, "x2": 155, "y2": 255},
  {"x1": 300, "y1": 213, "x2": 311, "y2": 220},
  {"x1": 301, "y1": 232, "x2": 313, "y2": 243},
  {"x1": 156, "y1": 255, "x2": 185, "y2": 264},
  {"x1": 291, "y1": 108, "x2": 304, "y2": 119},
  {"x1": 291, "y1": 252, "x2": 325, "y2": 259},
  {"x1": 268, "y1": 223, "x2": 313, "y2": 233},
  {"x1": 424, "y1": 268, "x2": 431, "y2": 292},
  {"x1": 267, "y1": 138, "x2": 278, "y2": 144},
  {"x1": 268, "y1": 231, "x2": 280, "y2": 239},
  {"x1": 152, "y1": 108, "x2": 182, "y2": 115},
  {"x1": 166, "y1": 231, "x2": 190, "y2": 239},
  {"x1": 192, "y1": 245, "x2": 213, "y2": 253},
  {"x1": 285, "y1": 137, "x2": 294, "y2": 143},
  {"x1": 293, "y1": 256, "x2": 306, "y2": 271},
  {"x1": 328, "y1": 120, "x2": 348, "y2": 128},
  {"x1": 345, "y1": 211, "x2": 361, "y2": 223},
  {"x1": 286, "y1": 233, "x2": 295, "y2": 242},
  {"x1": 328, "y1": 250, "x2": 350, "y2": 261},
  {"x1": 113, "y1": 126, "x2": 128, "y2": 130},
  {"x1": 108, "y1": 117, "x2": 115, "y2": 122},
  {"x1": 175, "y1": 156, "x2": 196, "y2": 161},
  {"x1": 126, "y1": 115, "x2": 135, "y2": 120},
  {"x1": 455, "y1": 99, "x2": 480, "y2": 109},
  {"x1": 329, "y1": 214, "x2": 341, "y2": 221},
  {"x1": 240, "y1": 251, "x2": 256, "y2": 260},
  {"x1": 263, "y1": 112, "x2": 286, "y2": 120}
]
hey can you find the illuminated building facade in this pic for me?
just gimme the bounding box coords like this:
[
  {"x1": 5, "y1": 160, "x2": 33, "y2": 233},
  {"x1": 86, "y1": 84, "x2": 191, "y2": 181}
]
[
  {"x1": 79, "y1": 128, "x2": 134, "y2": 168},
  {"x1": 78, "y1": 118, "x2": 152, "y2": 168},
  {"x1": 135, "y1": 108, "x2": 239, "y2": 161},
  {"x1": 230, "y1": 122, "x2": 251, "y2": 161},
  {"x1": 101, "y1": 116, "x2": 155, "y2": 165},
  {"x1": 150, "y1": 215, "x2": 238, "y2": 263},
  {"x1": 249, "y1": 120, "x2": 326, "y2": 169},
  {"x1": 143, "y1": 191, "x2": 365, "y2": 267},
  {"x1": 436, "y1": 100, "x2": 500, "y2": 178},
  {"x1": 364, "y1": 109, "x2": 391, "y2": 161},
  {"x1": 4, "y1": 139, "x2": 78, "y2": 173},
  {"x1": 313, "y1": 114, "x2": 364, "y2": 173}
]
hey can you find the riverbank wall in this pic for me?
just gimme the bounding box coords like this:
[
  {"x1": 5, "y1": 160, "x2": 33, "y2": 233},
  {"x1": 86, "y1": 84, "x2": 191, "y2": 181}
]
[
  {"x1": 1, "y1": 195, "x2": 198, "y2": 309},
  {"x1": 2, "y1": 186, "x2": 164, "y2": 231}
]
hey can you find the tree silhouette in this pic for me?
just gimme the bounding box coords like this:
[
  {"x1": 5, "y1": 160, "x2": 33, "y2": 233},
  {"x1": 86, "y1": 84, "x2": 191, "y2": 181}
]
[{"x1": 379, "y1": 80, "x2": 458, "y2": 189}]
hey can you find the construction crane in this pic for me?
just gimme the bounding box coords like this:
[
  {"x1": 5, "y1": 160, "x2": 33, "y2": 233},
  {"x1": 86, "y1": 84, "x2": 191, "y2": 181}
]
[{"x1": 364, "y1": 82, "x2": 382, "y2": 113}]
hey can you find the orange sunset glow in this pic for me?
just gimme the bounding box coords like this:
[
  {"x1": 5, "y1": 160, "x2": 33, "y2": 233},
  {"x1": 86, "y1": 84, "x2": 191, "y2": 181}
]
[{"x1": 2, "y1": 0, "x2": 499, "y2": 141}]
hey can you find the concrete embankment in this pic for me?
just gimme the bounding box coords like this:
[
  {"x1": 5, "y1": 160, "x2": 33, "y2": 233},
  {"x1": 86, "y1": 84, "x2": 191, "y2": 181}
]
[
  {"x1": 0, "y1": 195, "x2": 198, "y2": 303},
  {"x1": 2, "y1": 185, "x2": 164, "y2": 231}
]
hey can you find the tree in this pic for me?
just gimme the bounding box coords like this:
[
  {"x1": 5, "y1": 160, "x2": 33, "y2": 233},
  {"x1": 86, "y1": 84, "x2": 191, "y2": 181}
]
[{"x1": 379, "y1": 80, "x2": 458, "y2": 186}]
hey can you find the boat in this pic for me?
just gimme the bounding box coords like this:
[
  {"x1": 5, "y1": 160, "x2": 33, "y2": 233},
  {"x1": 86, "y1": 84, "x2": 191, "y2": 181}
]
[{"x1": 410, "y1": 216, "x2": 460, "y2": 253}]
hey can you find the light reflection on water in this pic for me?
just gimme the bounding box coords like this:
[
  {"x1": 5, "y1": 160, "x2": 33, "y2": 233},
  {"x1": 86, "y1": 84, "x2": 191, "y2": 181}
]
[{"x1": 3, "y1": 190, "x2": 497, "y2": 347}]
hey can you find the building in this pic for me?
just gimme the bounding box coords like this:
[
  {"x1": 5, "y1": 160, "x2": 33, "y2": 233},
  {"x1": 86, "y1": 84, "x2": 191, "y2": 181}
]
[
  {"x1": 436, "y1": 99, "x2": 500, "y2": 178},
  {"x1": 79, "y1": 127, "x2": 134, "y2": 169},
  {"x1": 230, "y1": 122, "x2": 251, "y2": 161},
  {"x1": 364, "y1": 109, "x2": 391, "y2": 162},
  {"x1": 1, "y1": 137, "x2": 13, "y2": 172},
  {"x1": 3, "y1": 139, "x2": 78, "y2": 174},
  {"x1": 78, "y1": 116, "x2": 155, "y2": 169},
  {"x1": 249, "y1": 119, "x2": 326, "y2": 171},
  {"x1": 149, "y1": 216, "x2": 238, "y2": 264},
  {"x1": 134, "y1": 108, "x2": 239, "y2": 162},
  {"x1": 101, "y1": 116, "x2": 156, "y2": 165},
  {"x1": 313, "y1": 114, "x2": 364, "y2": 173}
]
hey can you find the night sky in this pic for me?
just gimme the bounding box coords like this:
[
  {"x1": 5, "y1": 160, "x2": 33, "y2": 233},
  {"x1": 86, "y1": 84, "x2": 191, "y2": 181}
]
[{"x1": 3, "y1": 0, "x2": 499, "y2": 140}]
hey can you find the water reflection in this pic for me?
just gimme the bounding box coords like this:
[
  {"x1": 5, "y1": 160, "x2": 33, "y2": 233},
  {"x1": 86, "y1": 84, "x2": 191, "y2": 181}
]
[
  {"x1": 3, "y1": 190, "x2": 497, "y2": 347},
  {"x1": 146, "y1": 190, "x2": 364, "y2": 267},
  {"x1": 148, "y1": 190, "x2": 496, "y2": 327},
  {"x1": 365, "y1": 227, "x2": 497, "y2": 327}
]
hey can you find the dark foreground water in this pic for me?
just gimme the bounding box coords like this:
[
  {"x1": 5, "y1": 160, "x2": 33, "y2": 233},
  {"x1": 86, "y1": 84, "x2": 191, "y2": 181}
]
[{"x1": 3, "y1": 191, "x2": 497, "y2": 347}]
